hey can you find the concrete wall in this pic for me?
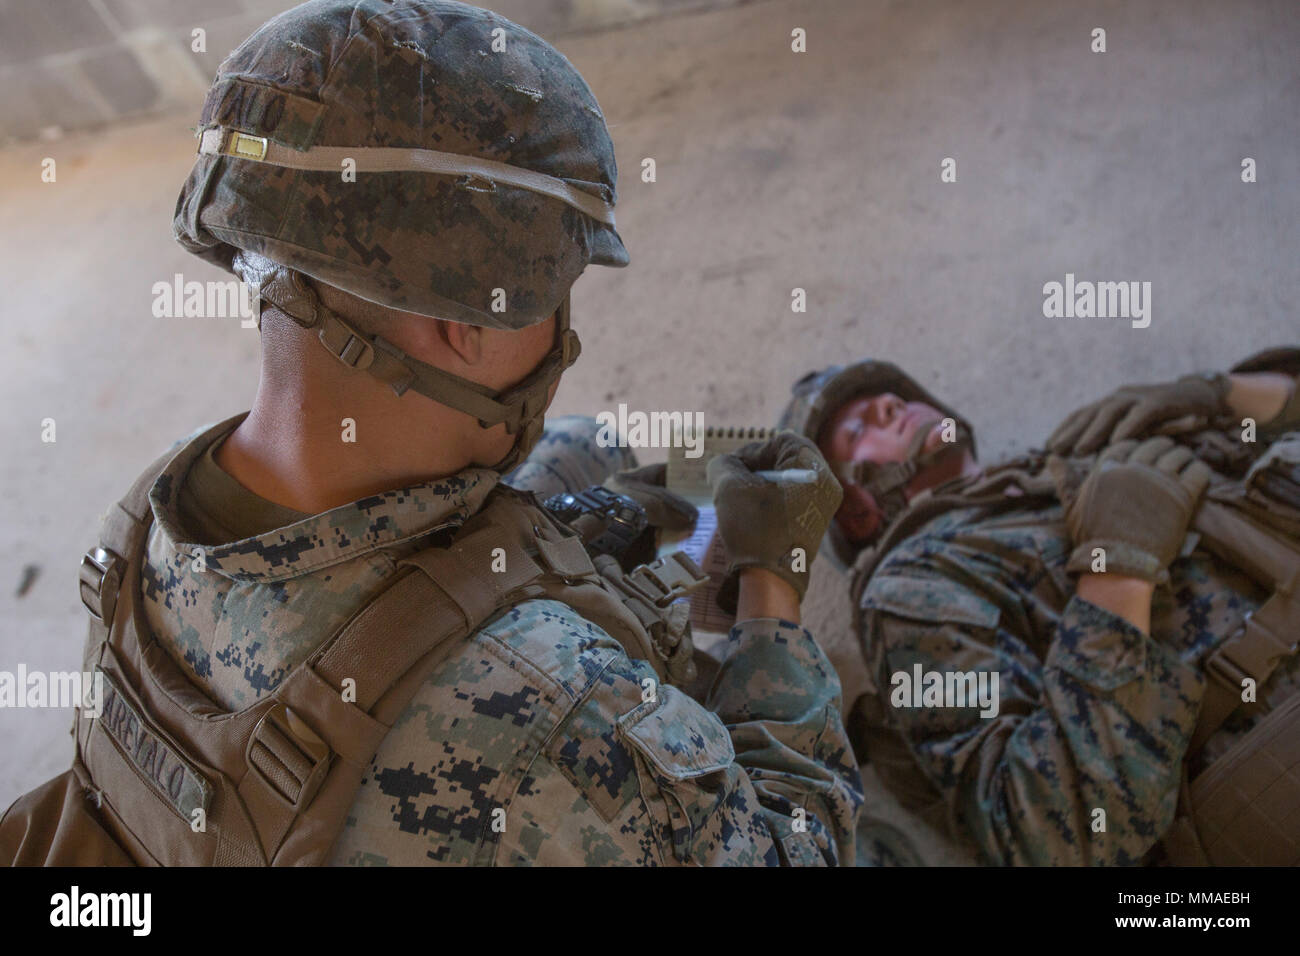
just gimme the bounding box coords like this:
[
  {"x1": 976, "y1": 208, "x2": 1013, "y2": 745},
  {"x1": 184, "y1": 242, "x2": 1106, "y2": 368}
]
[
  {"x1": 1, "y1": 0, "x2": 1296, "y2": 864},
  {"x1": 0, "y1": 0, "x2": 741, "y2": 143}
]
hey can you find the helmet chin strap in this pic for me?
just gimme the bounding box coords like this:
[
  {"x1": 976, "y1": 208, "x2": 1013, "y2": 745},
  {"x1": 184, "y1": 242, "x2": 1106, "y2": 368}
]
[
  {"x1": 243, "y1": 259, "x2": 579, "y2": 473},
  {"x1": 833, "y1": 420, "x2": 973, "y2": 528}
]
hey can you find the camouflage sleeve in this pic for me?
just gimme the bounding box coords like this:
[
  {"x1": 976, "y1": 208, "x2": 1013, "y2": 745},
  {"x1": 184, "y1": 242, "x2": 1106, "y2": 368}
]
[
  {"x1": 703, "y1": 617, "x2": 864, "y2": 866},
  {"x1": 869, "y1": 594, "x2": 1202, "y2": 865},
  {"x1": 336, "y1": 598, "x2": 860, "y2": 867},
  {"x1": 492, "y1": 613, "x2": 861, "y2": 866}
]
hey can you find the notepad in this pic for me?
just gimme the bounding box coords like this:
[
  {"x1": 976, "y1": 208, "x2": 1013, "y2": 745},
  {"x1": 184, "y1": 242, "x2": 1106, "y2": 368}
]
[
  {"x1": 665, "y1": 425, "x2": 773, "y2": 498},
  {"x1": 661, "y1": 424, "x2": 773, "y2": 634},
  {"x1": 663, "y1": 504, "x2": 730, "y2": 635}
]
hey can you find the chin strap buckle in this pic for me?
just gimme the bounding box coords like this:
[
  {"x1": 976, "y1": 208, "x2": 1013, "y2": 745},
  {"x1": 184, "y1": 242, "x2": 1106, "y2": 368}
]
[{"x1": 318, "y1": 314, "x2": 376, "y2": 370}]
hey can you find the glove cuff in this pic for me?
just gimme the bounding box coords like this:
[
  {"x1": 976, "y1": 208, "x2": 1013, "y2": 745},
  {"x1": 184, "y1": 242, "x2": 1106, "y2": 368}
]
[
  {"x1": 1182, "y1": 370, "x2": 1233, "y2": 412},
  {"x1": 1066, "y1": 541, "x2": 1168, "y2": 585}
]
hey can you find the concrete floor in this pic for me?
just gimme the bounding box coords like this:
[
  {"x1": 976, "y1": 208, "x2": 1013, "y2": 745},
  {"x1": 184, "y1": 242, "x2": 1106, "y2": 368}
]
[{"x1": 1, "y1": 0, "x2": 1296, "y2": 864}]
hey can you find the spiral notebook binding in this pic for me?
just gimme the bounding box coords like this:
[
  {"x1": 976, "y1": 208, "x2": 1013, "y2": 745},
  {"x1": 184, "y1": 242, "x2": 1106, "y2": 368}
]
[
  {"x1": 665, "y1": 423, "x2": 773, "y2": 496},
  {"x1": 699, "y1": 425, "x2": 771, "y2": 441}
]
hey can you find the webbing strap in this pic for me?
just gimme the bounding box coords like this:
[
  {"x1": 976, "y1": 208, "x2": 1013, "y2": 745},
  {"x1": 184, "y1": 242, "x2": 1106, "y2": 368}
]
[
  {"x1": 1190, "y1": 590, "x2": 1299, "y2": 753},
  {"x1": 254, "y1": 264, "x2": 581, "y2": 461},
  {"x1": 199, "y1": 126, "x2": 616, "y2": 226},
  {"x1": 402, "y1": 524, "x2": 544, "y2": 627},
  {"x1": 307, "y1": 500, "x2": 571, "y2": 714},
  {"x1": 80, "y1": 449, "x2": 176, "y2": 649},
  {"x1": 1186, "y1": 501, "x2": 1300, "y2": 752},
  {"x1": 535, "y1": 534, "x2": 596, "y2": 579},
  {"x1": 310, "y1": 568, "x2": 469, "y2": 713},
  {"x1": 315, "y1": 310, "x2": 509, "y2": 424},
  {"x1": 1193, "y1": 499, "x2": 1300, "y2": 586}
]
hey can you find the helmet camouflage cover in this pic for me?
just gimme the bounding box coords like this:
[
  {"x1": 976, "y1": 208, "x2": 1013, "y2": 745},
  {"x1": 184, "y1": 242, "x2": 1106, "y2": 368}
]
[{"x1": 174, "y1": 0, "x2": 627, "y2": 330}]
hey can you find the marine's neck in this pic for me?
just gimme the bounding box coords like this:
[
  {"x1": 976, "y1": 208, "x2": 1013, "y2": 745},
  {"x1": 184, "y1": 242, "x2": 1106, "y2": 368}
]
[
  {"x1": 214, "y1": 375, "x2": 479, "y2": 516},
  {"x1": 904, "y1": 448, "x2": 982, "y2": 501}
]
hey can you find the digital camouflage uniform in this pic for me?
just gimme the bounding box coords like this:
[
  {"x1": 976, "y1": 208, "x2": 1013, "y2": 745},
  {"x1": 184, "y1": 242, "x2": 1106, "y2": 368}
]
[
  {"x1": 141, "y1": 414, "x2": 863, "y2": 865},
  {"x1": 852, "y1": 431, "x2": 1299, "y2": 866}
]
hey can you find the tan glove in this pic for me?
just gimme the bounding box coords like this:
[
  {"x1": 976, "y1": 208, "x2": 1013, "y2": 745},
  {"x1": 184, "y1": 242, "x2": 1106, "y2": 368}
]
[
  {"x1": 1048, "y1": 373, "x2": 1231, "y2": 455},
  {"x1": 1053, "y1": 437, "x2": 1213, "y2": 583},
  {"x1": 605, "y1": 463, "x2": 698, "y2": 532},
  {"x1": 706, "y1": 431, "x2": 843, "y2": 612}
]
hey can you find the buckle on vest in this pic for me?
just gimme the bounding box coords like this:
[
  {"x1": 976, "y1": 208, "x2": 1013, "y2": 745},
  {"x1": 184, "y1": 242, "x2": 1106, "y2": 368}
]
[
  {"x1": 1207, "y1": 603, "x2": 1299, "y2": 696},
  {"x1": 247, "y1": 702, "x2": 332, "y2": 811},
  {"x1": 79, "y1": 547, "x2": 122, "y2": 623},
  {"x1": 624, "y1": 552, "x2": 708, "y2": 608},
  {"x1": 1205, "y1": 647, "x2": 1252, "y2": 695}
]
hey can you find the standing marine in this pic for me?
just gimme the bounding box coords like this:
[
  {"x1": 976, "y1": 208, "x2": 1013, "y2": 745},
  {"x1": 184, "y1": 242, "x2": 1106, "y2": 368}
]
[{"x1": 1, "y1": 0, "x2": 860, "y2": 867}]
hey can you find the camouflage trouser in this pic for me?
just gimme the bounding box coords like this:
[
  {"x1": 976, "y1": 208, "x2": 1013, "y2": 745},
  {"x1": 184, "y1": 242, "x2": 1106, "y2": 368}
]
[{"x1": 503, "y1": 415, "x2": 636, "y2": 499}]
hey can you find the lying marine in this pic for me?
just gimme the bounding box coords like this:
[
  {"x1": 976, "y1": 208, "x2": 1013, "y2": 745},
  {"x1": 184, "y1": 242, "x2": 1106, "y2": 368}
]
[{"x1": 778, "y1": 347, "x2": 1300, "y2": 866}]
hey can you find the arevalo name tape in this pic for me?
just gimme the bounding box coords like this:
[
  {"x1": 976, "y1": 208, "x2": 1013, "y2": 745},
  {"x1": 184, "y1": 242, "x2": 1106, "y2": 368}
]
[{"x1": 95, "y1": 668, "x2": 213, "y2": 821}]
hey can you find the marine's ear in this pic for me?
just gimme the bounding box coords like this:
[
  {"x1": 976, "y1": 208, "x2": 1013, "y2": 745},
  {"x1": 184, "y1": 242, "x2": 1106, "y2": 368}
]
[{"x1": 435, "y1": 319, "x2": 483, "y2": 366}]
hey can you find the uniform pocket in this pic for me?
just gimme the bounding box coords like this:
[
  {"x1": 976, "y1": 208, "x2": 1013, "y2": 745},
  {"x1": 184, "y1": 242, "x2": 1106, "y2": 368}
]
[
  {"x1": 861, "y1": 572, "x2": 1002, "y2": 632},
  {"x1": 618, "y1": 686, "x2": 744, "y2": 864},
  {"x1": 618, "y1": 686, "x2": 735, "y2": 778}
]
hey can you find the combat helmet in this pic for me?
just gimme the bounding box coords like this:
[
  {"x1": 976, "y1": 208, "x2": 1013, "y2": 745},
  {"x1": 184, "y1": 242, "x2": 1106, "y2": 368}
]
[
  {"x1": 778, "y1": 361, "x2": 976, "y2": 563},
  {"x1": 173, "y1": 0, "x2": 627, "y2": 470}
]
